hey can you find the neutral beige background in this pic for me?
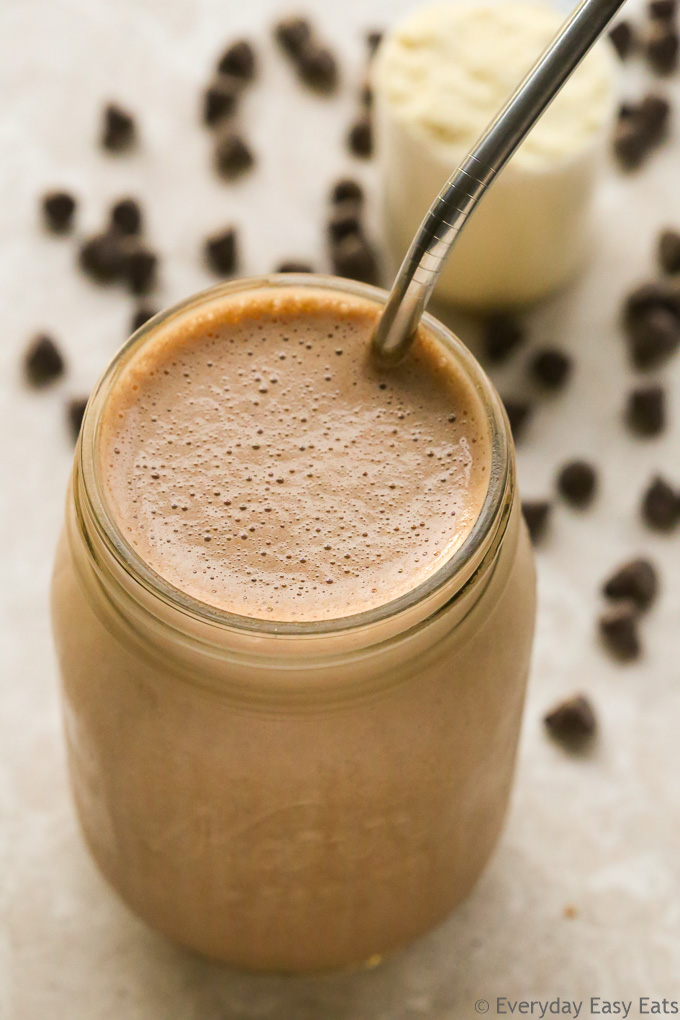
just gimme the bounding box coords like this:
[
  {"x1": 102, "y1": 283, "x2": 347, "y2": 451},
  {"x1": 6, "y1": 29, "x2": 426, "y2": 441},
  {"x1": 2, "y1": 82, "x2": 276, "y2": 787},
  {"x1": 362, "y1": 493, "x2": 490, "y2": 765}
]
[{"x1": 2, "y1": 0, "x2": 680, "y2": 1017}]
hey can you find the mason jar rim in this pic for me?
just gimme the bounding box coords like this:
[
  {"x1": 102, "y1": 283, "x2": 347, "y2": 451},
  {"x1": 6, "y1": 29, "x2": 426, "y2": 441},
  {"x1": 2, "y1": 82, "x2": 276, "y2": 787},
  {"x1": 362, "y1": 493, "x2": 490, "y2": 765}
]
[{"x1": 77, "y1": 274, "x2": 512, "y2": 638}]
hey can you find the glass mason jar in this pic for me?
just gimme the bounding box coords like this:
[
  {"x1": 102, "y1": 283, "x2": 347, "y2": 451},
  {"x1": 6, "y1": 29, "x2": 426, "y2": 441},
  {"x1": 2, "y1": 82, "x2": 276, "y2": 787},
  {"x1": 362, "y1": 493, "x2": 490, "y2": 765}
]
[{"x1": 51, "y1": 275, "x2": 536, "y2": 972}]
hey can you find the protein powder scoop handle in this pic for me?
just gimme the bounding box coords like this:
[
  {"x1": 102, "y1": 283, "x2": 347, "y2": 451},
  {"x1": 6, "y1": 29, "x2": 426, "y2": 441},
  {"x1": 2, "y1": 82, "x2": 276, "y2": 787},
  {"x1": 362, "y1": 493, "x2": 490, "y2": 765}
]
[{"x1": 371, "y1": 0, "x2": 626, "y2": 365}]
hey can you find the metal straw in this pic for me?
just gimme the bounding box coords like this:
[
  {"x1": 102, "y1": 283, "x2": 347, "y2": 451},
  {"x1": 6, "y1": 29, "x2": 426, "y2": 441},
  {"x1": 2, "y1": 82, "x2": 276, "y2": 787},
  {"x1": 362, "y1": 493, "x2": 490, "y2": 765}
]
[{"x1": 371, "y1": 0, "x2": 626, "y2": 365}]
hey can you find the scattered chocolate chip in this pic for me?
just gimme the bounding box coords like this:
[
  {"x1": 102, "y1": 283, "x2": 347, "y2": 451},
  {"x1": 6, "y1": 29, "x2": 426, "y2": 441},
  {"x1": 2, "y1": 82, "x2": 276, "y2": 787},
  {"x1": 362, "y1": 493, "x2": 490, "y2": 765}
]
[
  {"x1": 214, "y1": 129, "x2": 255, "y2": 179},
  {"x1": 646, "y1": 20, "x2": 679, "y2": 74},
  {"x1": 298, "y1": 45, "x2": 339, "y2": 93},
  {"x1": 101, "y1": 103, "x2": 136, "y2": 152},
  {"x1": 79, "y1": 232, "x2": 125, "y2": 283},
  {"x1": 483, "y1": 314, "x2": 524, "y2": 363},
  {"x1": 276, "y1": 260, "x2": 314, "y2": 273},
  {"x1": 217, "y1": 40, "x2": 256, "y2": 81},
  {"x1": 613, "y1": 118, "x2": 649, "y2": 169},
  {"x1": 625, "y1": 384, "x2": 666, "y2": 436},
  {"x1": 42, "y1": 191, "x2": 76, "y2": 233},
  {"x1": 503, "y1": 397, "x2": 532, "y2": 441},
  {"x1": 530, "y1": 348, "x2": 572, "y2": 391},
  {"x1": 599, "y1": 600, "x2": 641, "y2": 661},
  {"x1": 110, "y1": 197, "x2": 142, "y2": 236},
  {"x1": 366, "y1": 30, "x2": 383, "y2": 56},
  {"x1": 557, "y1": 460, "x2": 597, "y2": 507},
  {"x1": 348, "y1": 113, "x2": 373, "y2": 157},
  {"x1": 641, "y1": 474, "x2": 680, "y2": 530},
  {"x1": 544, "y1": 695, "x2": 597, "y2": 747},
  {"x1": 205, "y1": 227, "x2": 237, "y2": 275},
  {"x1": 130, "y1": 306, "x2": 157, "y2": 333},
  {"x1": 609, "y1": 20, "x2": 635, "y2": 58},
  {"x1": 640, "y1": 94, "x2": 671, "y2": 142},
  {"x1": 23, "y1": 334, "x2": 65, "y2": 387},
  {"x1": 625, "y1": 280, "x2": 680, "y2": 324},
  {"x1": 603, "y1": 558, "x2": 659, "y2": 611},
  {"x1": 613, "y1": 94, "x2": 671, "y2": 168},
  {"x1": 203, "y1": 76, "x2": 239, "y2": 126},
  {"x1": 68, "y1": 397, "x2": 89, "y2": 441},
  {"x1": 649, "y1": 0, "x2": 676, "y2": 17},
  {"x1": 522, "y1": 500, "x2": 551, "y2": 543},
  {"x1": 331, "y1": 232, "x2": 378, "y2": 284},
  {"x1": 274, "y1": 16, "x2": 312, "y2": 57},
  {"x1": 122, "y1": 245, "x2": 157, "y2": 295},
  {"x1": 626, "y1": 305, "x2": 680, "y2": 368},
  {"x1": 658, "y1": 229, "x2": 680, "y2": 273},
  {"x1": 331, "y1": 178, "x2": 364, "y2": 205},
  {"x1": 328, "y1": 201, "x2": 362, "y2": 241}
]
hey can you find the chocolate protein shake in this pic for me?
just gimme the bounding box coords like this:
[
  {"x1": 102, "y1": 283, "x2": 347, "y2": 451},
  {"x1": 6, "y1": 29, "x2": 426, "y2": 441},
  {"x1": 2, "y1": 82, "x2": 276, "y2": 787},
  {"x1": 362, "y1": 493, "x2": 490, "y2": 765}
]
[
  {"x1": 99, "y1": 286, "x2": 490, "y2": 620},
  {"x1": 52, "y1": 276, "x2": 536, "y2": 971}
]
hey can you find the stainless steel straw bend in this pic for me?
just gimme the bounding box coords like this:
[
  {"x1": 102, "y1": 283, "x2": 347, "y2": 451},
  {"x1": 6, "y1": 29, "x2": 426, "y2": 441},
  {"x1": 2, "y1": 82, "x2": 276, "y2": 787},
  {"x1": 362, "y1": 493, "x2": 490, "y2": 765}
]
[{"x1": 371, "y1": 0, "x2": 626, "y2": 365}]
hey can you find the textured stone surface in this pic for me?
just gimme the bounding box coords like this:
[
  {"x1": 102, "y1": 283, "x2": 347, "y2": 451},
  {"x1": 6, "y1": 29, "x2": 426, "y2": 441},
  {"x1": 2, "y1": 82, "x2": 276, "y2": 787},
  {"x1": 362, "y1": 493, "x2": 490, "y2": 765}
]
[{"x1": 2, "y1": 0, "x2": 680, "y2": 1017}]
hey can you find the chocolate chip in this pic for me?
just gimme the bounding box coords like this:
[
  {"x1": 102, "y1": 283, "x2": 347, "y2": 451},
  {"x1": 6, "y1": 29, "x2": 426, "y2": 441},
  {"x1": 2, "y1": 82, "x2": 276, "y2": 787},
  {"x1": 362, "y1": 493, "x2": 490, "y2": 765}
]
[
  {"x1": 649, "y1": 0, "x2": 676, "y2": 17},
  {"x1": 613, "y1": 118, "x2": 650, "y2": 169},
  {"x1": 625, "y1": 281, "x2": 680, "y2": 324},
  {"x1": 42, "y1": 191, "x2": 76, "y2": 233},
  {"x1": 79, "y1": 232, "x2": 126, "y2": 283},
  {"x1": 298, "y1": 45, "x2": 339, "y2": 93},
  {"x1": 274, "y1": 17, "x2": 312, "y2": 57},
  {"x1": 646, "y1": 21, "x2": 679, "y2": 74},
  {"x1": 276, "y1": 260, "x2": 314, "y2": 273},
  {"x1": 366, "y1": 30, "x2": 383, "y2": 56},
  {"x1": 557, "y1": 460, "x2": 597, "y2": 507},
  {"x1": 625, "y1": 384, "x2": 666, "y2": 436},
  {"x1": 599, "y1": 600, "x2": 641, "y2": 661},
  {"x1": 101, "y1": 103, "x2": 136, "y2": 152},
  {"x1": 348, "y1": 114, "x2": 373, "y2": 157},
  {"x1": 544, "y1": 695, "x2": 597, "y2": 747},
  {"x1": 328, "y1": 201, "x2": 362, "y2": 241},
  {"x1": 658, "y1": 229, "x2": 680, "y2": 273},
  {"x1": 522, "y1": 500, "x2": 551, "y2": 543},
  {"x1": 122, "y1": 245, "x2": 157, "y2": 295},
  {"x1": 217, "y1": 40, "x2": 256, "y2": 81},
  {"x1": 530, "y1": 348, "x2": 572, "y2": 390},
  {"x1": 503, "y1": 398, "x2": 532, "y2": 441},
  {"x1": 203, "y1": 76, "x2": 239, "y2": 126},
  {"x1": 130, "y1": 306, "x2": 157, "y2": 333},
  {"x1": 639, "y1": 94, "x2": 671, "y2": 142},
  {"x1": 110, "y1": 197, "x2": 142, "y2": 236},
  {"x1": 483, "y1": 314, "x2": 524, "y2": 363},
  {"x1": 603, "y1": 558, "x2": 659, "y2": 611},
  {"x1": 626, "y1": 305, "x2": 680, "y2": 368},
  {"x1": 331, "y1": 232, "x2": 378, "y2": 284},
  {"x1": 214, "y1": 129, "x2": 255, "y2": 179},
  {"x1": 609, "y1": 20, "x2": 635, "y2": 58},
  {"x1": 205, "y1": 227, "x2": 237, "y2": 275},
  {"x1": 23, "y1": 334, "x2": 65, "y2": 387},
  {"x1": 641, "y1": 474, "x2": 680, "y2": 530},
  {"x1": 68, "y1": 397, "x2": 88, "y2": 441},
  {"x1": 331, "y1": 178, "x2": 364, "y2": 205}
]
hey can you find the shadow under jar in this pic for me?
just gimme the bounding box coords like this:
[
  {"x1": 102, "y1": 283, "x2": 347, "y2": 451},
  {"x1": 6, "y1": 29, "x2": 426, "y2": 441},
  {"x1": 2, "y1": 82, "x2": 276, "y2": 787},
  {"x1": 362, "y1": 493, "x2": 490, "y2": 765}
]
[{"x1": 51, "y1": 275, "x2": 536, "y2": 972}]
